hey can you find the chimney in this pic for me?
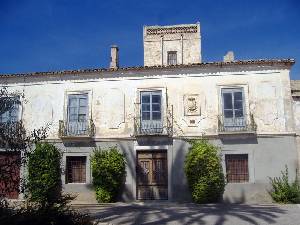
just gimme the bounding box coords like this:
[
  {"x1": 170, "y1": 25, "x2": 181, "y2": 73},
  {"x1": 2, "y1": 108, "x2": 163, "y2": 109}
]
[
  {"x1": 223, "y1": 51, "x2": 234, "y2": 62},
  {"x1": 109, "y1": 45, "x2": 119, "y2": 69}
]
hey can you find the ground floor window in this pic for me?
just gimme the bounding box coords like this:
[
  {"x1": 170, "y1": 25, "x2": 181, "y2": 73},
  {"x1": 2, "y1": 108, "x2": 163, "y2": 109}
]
[
  {"x1": 225, "y1": 154, "x2": 249, "y2": 183},
  {"x1": 66, "y1": 156, "x2": 86, "y2": 183}
]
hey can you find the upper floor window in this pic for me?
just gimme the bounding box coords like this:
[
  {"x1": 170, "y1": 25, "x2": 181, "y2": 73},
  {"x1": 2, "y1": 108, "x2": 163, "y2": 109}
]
[
  {"x1": 221, "y1": 88, "x2": 245, "y2": 128},
  {"x1": 0, "y1": 97, "x2": 20, "y2": 123},
  {"x1": 140, "y1": 91, "x2": 163, "y2": 134},
  {"x1": 167, "y1": 51, "x2": 177, "y2": 65},
  {"x1": 67, "y1": 94, "x2": 89, "y2": 136},
  {"x1": 141, "y1": 91, "x2": 162, "y2": 122}
]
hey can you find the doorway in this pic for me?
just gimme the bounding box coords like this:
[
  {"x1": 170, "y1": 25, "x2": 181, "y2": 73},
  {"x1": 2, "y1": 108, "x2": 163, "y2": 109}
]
[{"x1": 136, "y1": 150, "x2": 168, "y2": 200}]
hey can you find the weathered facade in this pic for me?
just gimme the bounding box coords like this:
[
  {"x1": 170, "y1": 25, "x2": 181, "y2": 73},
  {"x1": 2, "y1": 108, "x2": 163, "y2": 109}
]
[
  {"x1": 290, "y1": 80, "x2": 300, "y2": 177},
  {"x1": 144, "y1": 23, "x2": 201, "y2": 66},
  {"x1": 0, "y1": 23, "x2": 298, "y2": 203}
]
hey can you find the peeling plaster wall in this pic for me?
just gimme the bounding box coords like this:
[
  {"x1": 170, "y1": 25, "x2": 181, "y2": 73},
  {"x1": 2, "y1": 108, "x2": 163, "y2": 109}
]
[
  {"x1": 292, "y1": 96, "x2": 300, "y2": 174},
  {"x1": 292, "y1": 97, "x2": 300, "y2": 134},
  {"x1": 1, "y1": 65, "x2": 296, "y2": 203},
  {"x1": 2, "y1": 67, "x2": 295, "y2": 140}
]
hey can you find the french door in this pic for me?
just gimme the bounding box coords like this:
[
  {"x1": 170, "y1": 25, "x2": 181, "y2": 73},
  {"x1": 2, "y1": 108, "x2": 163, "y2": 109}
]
[
  {"x1": 221, "y1": 88, "x2": 245, "y2": 130},
  {"x1": 67, "y1": 94, "x2": 89, "y2": 136},
  {"x1": 140, "y1": 91, "x2": 163, "y2": 134}
]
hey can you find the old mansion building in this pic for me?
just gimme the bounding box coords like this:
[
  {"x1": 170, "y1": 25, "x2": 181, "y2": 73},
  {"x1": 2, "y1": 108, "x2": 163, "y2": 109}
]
[{"x1": 0, "y1": 23, "x2": 298, "y2": 203}]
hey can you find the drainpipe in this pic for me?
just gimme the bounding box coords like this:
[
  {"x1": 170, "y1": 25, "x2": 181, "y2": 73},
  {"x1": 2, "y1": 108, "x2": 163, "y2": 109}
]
[
  {"x1": 161, "y1": 35, "x2": 164, "y2": 66},
  {"x1": 181, "y1": 34, "x2": 184, "y2": 64}
]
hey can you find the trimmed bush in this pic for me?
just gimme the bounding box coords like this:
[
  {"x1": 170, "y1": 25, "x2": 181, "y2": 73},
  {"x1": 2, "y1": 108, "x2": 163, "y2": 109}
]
[
  {"x1": 27, "y1": 142, "x2": 62, "y2": 207},
  {"x1": 269, "y1": 166, "x2": 300, "y2": 203},
  {"x1": 91, "y1": 147, "x2": 126, "y2": 203},
  {"x1": 184, "y1": 139, "x2": 225, "y2": 203},
  {"x1": 95, "y1": 187, "x2": 112, "y2": 203}
]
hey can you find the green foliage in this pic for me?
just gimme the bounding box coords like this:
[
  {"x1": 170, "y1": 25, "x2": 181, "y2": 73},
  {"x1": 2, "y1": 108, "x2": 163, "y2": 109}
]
[
  {"x1": 91, "y1": 146, "x2": 126, "y2": 203},
  {"x1": 184, "y1": 139, "x2": 225, "y2": 203},
  {"x1": 269, "y1": 166, "x2": 300, "y2": 203},
  {"x1": 95, "y1": 187, "x2": 112, "y2": 203},
  {"x1": 1, "y1": 142, "x2": 93, "y2": 225},
  {"x1": 0, "y1": 202, "x2": 93, "y2": 225},
  {"x1": 27, "y1": 142, "x2": 62, "y2": 207}
]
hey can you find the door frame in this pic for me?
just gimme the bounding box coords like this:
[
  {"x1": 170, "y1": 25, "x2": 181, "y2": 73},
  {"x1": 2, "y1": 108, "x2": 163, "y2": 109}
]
[
  {"x1": 136, "y1": 150, "x2": 168, "y2": 200},
  {"x1": 134, "y1": 145, "x2": 170, "y2": 200}
]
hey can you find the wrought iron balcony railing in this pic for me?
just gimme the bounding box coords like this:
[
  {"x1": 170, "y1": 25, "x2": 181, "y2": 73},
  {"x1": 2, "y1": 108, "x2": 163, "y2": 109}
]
[
  {"x1": 218, "y1": 114, "x2": 257, "y2": 133},
  {"x1": 58, "y1": 119, "x2": 95, "y2": 138},
  {"x1": 134, "y1": 105, "x2": 173, "y2": 137}
]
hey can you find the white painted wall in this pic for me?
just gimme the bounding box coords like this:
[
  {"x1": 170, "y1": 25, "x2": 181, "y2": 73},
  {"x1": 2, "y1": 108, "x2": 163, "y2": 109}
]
[{"x1": 1, "y1": 66, "x2": 294, "y2": 140}]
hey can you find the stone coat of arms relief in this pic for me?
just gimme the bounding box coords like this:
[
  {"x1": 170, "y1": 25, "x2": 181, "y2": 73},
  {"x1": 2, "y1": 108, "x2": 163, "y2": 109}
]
[{"x1": 184, "y1": 94, "x2": 200, "y2": 116}]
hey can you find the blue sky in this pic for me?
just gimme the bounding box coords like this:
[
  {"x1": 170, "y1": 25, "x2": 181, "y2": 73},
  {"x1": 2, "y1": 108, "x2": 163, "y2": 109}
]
[{"x1": 0, "y1": 0, "x2": 299, "y2": 79}]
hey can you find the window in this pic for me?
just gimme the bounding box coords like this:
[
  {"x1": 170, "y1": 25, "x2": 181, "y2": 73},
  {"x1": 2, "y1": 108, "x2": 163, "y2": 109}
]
[
  {"x1": 0, "y1": 97, "x2": 20, "y2": 123},
  {"x1": 140, "y1": 91, "x2": 163, "y2": 133},
  {"x1": 221, "y1": 88, "x2": 245, "y2": 128},
  {"x1": 66, "y1": 156, "x2": 86, "y2": 183},
  {"x1": 167, "y1": 51, "x2": 177, "y2": 65},
  {"x1": 67, "y1": 94, "x2": 89, "y2": 135},
  {"x1": 225, "y1": 154, "x2": 249, "y2": 183},
  {"x1": 141, "y1": 91, "x2": 162, "y2": 121}
]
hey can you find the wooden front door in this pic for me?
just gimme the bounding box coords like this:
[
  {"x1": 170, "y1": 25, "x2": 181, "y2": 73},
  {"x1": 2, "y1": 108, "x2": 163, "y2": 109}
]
[
  {"x1": 137, "y1": 151, "x2": 168, "y2": 200},
  {"x1": 0, "y1": 152, "x2": 21, "y2": 199}
]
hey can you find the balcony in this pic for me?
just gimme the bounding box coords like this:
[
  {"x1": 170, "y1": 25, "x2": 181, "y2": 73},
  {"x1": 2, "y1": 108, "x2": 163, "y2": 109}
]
[
  {"x1": 218, "y1": 114, "x2": 257, "y2": 134},
  {"x1": 58, "y1": 119, "x2": 95, "y2": 139},
  {"x1": 134, "y1": 105, "x2": 173, "y2": 137}
]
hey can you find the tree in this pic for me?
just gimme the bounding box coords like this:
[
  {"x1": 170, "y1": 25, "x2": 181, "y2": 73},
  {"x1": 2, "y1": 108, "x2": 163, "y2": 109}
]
[
  {"x1": 27, "y1": 143, "x2": 62, "y2": 208},
  {"x1": 91, "y1": 147, "x2": 126, "y2": 202},
  {"x1": 0, "y1": 87, "x2": 48, "y2": 202}
]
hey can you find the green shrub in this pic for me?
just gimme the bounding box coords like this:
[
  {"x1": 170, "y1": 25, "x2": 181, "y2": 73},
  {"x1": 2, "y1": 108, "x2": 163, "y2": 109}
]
[
  {"x1": 184, "y1": 139, "x2": 225, "y2": 203},
  {"x1": 269, "y1": 166, "x2": 300, "y2": 203},
  {"x1": 95, "y1": 187, "x2": 112, "y2": 203},
  {"x1": 27, "y1": 142, "x2": 62, "y2": 207},
  {"x1": 91, "y1": 146, "x2": 126, "y2": 202},
  {"x1": 0, "y1": 203, "x2": 93, "y2": 225}
]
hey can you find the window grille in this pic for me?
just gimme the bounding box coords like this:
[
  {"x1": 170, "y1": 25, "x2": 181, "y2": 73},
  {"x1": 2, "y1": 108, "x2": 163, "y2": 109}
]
[
  {"x1": 167, "y1": 51, "x2": 177, "y2": 65},
  {"x1": 66, "y1": 156, "x2": 86, "y2": 183},
  {"x1": 225, "y1": 154, "x2": 249, "y2": 183}
]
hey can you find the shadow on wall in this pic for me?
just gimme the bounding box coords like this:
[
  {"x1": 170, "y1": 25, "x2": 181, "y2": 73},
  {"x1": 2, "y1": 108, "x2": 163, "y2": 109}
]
[
  {"x1": 172, "y1": 139, "x2": 192, "y2": 202},
  {"x1": 118, "y1": 137, "x2": 177, "y2": 201},
  {"x1": 88, "y1": 203, "x2": 287, "y2": 225},
  {"x1": 62, "y1": 140, "x2": 97, "y2": 148},
  {"x1": 220, "y1": 136, "x2": 258, "y2": 145},
  {"x1": 119, "y1": 141, "x2": 136, "y2": 201}
]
